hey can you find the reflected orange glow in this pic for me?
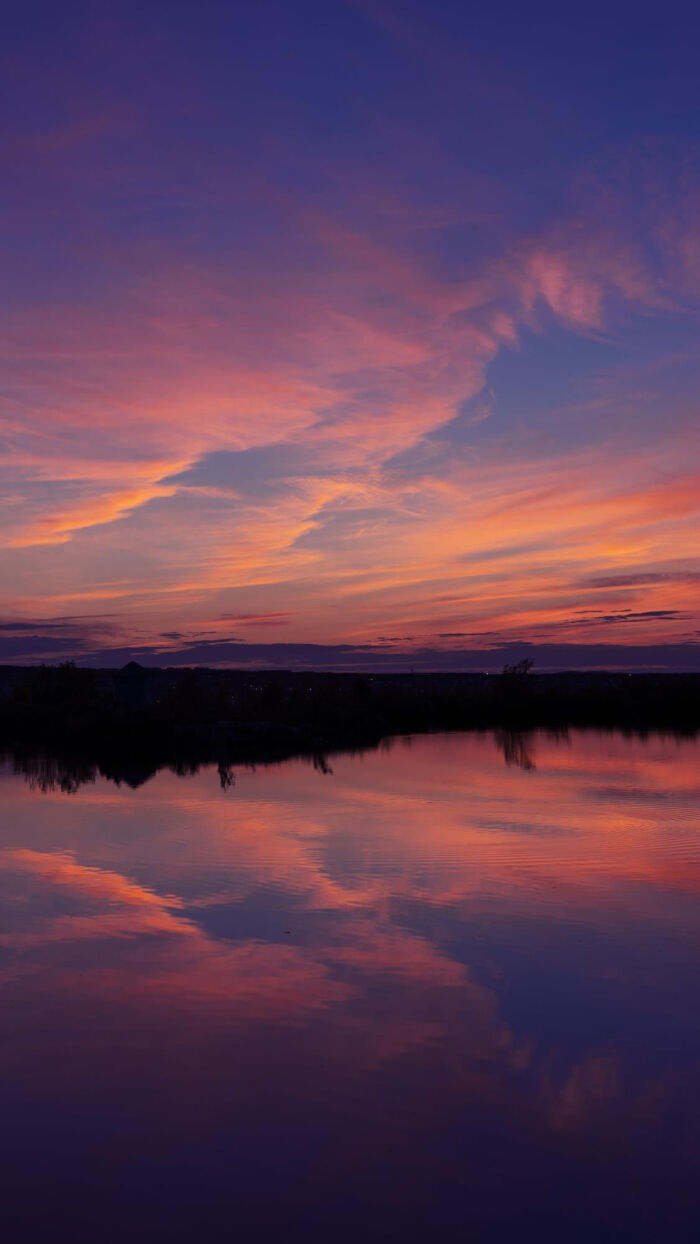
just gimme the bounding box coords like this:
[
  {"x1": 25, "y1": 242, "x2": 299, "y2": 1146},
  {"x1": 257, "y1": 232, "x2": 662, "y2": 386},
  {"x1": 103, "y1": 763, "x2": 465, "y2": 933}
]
[
  {"x1": 2, "y1": 733, "x2": 699, "y2": 1107},
  {"x1": 3, "y1": 728, "x2": 700, "y2": 1244}
]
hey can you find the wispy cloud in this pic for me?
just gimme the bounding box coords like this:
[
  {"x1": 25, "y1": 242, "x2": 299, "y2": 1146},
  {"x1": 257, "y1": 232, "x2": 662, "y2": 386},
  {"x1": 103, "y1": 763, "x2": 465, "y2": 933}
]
[{"x1": 1, "y1": 7, "x2": 699, "y2": 654}]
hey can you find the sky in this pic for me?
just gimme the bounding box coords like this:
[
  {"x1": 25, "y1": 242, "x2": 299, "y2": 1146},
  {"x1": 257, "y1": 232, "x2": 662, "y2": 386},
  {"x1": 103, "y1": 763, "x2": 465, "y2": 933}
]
[{"x1": 1, "y1": 0, "x2": 700, "y2": 669}]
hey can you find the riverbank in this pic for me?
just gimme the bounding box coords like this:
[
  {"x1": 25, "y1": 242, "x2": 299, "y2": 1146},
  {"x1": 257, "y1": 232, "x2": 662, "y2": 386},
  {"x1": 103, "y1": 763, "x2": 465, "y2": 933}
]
[{"x1": 1, "y1": 664, "x2": 698, "y2": 791}]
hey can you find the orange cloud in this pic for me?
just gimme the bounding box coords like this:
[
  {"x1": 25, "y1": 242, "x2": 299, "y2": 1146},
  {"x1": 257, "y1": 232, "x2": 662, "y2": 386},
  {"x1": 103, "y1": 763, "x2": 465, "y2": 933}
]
[{"x1": 1, "y1": 165, "x2": 699, "y2": 648}]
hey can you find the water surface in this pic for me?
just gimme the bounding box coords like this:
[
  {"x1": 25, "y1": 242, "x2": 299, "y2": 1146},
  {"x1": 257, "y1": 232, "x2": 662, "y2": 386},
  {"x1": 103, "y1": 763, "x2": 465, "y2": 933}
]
[{"x1": 2, "y1": 730, "x2": 700, "y2": 1241}]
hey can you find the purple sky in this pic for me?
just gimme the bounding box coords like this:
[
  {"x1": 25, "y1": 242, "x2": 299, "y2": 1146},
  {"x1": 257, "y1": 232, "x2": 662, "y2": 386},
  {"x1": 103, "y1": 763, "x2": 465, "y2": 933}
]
[{"x1": 1, "y1": 1, "x2": 699, "y2": 667}]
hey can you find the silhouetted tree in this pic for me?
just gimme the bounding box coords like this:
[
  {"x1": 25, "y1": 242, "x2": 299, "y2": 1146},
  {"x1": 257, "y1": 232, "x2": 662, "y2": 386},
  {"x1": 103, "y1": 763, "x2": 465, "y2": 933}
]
[{"x1": 502, "y1": 658, "x2": 534, "y2": 679}]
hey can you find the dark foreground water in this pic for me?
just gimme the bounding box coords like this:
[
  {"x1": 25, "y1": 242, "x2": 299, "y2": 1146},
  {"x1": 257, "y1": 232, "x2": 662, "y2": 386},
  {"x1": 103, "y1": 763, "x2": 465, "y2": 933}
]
[{"x1": 2, "y1": 730, "x2": 700, "y2": 1242}]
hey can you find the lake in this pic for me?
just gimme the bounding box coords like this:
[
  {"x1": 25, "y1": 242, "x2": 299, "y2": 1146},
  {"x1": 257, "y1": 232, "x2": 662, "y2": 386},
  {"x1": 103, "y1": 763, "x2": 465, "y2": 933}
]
[{"x1": 2, "y1": 730, "x2": 699, "y2": 1241}]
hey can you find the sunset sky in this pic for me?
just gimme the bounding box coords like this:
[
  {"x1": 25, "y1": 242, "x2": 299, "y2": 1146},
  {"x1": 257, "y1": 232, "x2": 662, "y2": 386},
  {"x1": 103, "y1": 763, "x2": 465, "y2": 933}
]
[{"x1": 2, "y1": 0, "x2": 699, "y2": 668}]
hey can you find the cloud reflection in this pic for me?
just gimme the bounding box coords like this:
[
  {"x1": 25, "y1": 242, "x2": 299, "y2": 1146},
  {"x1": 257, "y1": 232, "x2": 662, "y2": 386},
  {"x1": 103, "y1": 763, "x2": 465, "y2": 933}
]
[{"x1": 2, "y1": 730, "x2": 700, "y2": 1235}]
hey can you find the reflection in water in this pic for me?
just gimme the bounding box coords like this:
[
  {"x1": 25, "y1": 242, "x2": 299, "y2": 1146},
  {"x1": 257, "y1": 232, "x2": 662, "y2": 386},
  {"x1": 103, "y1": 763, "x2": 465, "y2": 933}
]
[
  {"x1": 4, "y1": 741, "x2": 349, "y2": 793},
  {"x1": 12, "y1": 749, "x2": 99, "y2": 794},
  {"x1": 495, "y1": 727, "x2": 539, "y2": 769},
  {"x1": 1, "y1": 730, "x2": 700, "y2": 1242},
  {"x1": 217, "y1": 760, "x2": 235, "y2": 790},
  {"x1": 1, "y1": 724, "x2": 666, "y2": 790}
]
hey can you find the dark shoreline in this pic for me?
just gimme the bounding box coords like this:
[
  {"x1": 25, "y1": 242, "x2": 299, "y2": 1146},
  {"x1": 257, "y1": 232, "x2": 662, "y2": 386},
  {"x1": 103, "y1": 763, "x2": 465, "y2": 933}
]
[{"x1": 1, "y1": 664, "x2": 698, "y2": 792}]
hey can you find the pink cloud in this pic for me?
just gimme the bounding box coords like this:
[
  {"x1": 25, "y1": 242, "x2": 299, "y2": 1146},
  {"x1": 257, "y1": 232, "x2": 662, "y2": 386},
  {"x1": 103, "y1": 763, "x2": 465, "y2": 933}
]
[{"x1": 2, "y1": 143, "x2": 700, "y2": 646}]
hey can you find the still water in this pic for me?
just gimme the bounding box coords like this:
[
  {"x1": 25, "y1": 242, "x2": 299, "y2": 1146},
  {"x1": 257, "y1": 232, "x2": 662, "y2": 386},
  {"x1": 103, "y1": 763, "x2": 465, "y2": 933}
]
[{"x1": 1, "y1": 730, "x2": 699, "y2": 1242}]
